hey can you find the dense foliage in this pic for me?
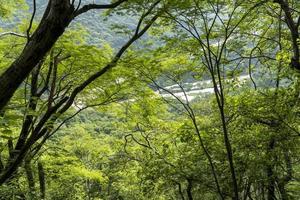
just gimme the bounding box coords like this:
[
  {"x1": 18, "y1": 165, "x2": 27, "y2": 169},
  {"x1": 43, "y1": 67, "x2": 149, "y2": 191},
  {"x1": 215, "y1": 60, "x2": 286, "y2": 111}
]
[{"x1": 0, "y1": 0, "x2": 299, "y2": 199}]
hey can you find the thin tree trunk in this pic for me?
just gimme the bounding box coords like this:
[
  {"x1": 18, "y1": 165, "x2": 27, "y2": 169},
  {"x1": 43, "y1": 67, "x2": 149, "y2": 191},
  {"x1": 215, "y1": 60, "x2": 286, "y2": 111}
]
[
  {"x1": 267, "y1": 138, "x2": 275, "y2": 200},
  {"x1": 0, "y1": 153, "x2": 4, "y2": 172},
  {"x1": 211, "y1": 74, "x2": 239, "y2": 200},
  {"x1": 220, "y1": 107, "x2": 239, "y2": 200},
  {"x1": 186, "y1": 179, "x2": 193, "y2": 200},
  {"x1": 24, "y1": 159, "x2": 35, "y2": 198},
  {"x1": 277, "y1": 181, "x2": 288, "y2": 200},
  {"x1": 38, "y1": 162, "x2": 45, "y2": 199},
  {"x1": 176, "y1": 181, "x2": 185, "y2": 200},
  {"x1": 277, "y1": 149, "x2": 292, "y2": 200}
]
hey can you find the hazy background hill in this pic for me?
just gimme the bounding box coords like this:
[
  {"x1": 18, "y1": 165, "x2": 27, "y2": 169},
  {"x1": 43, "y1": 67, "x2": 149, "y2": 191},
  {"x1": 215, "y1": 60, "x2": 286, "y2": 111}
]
[
  {"x1": 0, "y1": 0, "x2": 136, "y2": 47},
  {"x1": 1, "y1": 0, "x2": 273, "y2": 96}
]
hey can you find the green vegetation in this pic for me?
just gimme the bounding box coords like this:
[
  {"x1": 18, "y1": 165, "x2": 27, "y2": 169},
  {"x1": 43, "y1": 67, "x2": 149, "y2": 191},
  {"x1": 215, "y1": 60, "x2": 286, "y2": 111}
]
[{"x1": 0, "y1": 0, "x2": 299, "y2": 199}]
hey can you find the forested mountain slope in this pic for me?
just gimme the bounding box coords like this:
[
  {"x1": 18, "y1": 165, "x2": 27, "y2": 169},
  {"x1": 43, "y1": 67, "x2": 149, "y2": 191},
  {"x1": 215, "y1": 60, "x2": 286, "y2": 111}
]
[{"x1": 0, "y1": 1, "x2": 299, "y2": 200}]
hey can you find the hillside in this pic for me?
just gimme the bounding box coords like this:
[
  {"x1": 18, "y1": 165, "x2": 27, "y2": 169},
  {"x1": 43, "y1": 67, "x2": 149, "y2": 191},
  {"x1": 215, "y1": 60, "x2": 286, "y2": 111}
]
[{"x1": 0, "y1": 1, "x2": 299, "y2": 200}]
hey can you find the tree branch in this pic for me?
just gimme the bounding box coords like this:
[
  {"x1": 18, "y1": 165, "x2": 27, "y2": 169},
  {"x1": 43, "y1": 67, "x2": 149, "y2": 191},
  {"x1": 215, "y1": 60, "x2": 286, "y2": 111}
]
[
  {"x1": 26, "y1": 0, "x2": 36, "y2": 41},
  {"x1": 0, "y1": 32, "x2": 27, "y2": 39},
  {"x1": 59, "y1": 9, "x2": 161, "y2": 114},
  {"x1": 74, "y1": 0, "x2": 127, "y2": 17}
]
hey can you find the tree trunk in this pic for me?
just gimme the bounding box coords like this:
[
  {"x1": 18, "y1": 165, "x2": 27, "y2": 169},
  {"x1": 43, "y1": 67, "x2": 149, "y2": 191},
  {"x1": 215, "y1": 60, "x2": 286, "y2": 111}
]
[
  {"x1": 274, "y1": 0, "x2": 300, "y2": 70},
  {"x1": 267, "y1": 138, "x2": 275, "y2": 200},
  {"x1": 277, "y1": 149, "x2": 292, "y2": 200},
  {"x1": 186, "y1": 179, "x2": 193, "y2": 200},
  {"x1": 0, "y1": 0, "x2": 74, "y2": 111},
  {"x1": 209, "y1": 63, "x2": 239, "y2": 200},
  {"x1": 38, "y1": 162, "x2": 45, "y2": 199},
  {"x1": 277, "y1": 181, "x2": 288, "y2": 200},
  {"x1": 175, "y1": 181, "x2": 185, "y2": 200},
  {"x1": 24, "y1": 159, "x2": 35, "y2": 198}
]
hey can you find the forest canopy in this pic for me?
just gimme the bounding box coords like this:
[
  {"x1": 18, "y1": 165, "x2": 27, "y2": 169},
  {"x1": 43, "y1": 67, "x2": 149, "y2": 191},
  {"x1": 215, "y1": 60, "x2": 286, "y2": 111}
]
[{"x1": 0, "y1": 0, "x2": 299, "y2": 199}]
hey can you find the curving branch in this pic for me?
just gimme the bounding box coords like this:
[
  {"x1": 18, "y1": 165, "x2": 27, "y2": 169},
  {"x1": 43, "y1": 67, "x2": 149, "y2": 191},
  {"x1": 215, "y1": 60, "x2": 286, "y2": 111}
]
[
  {"x1": 26, "y1": 0, "x2": 37, "y2": 41},
  {"x1": 74, "y1": 0, "x2": 127, "y2": 17},
  {"x1": 0, "y1": 32, "x2": 27, "y2": 38},
  {"x1": 59, "y1": 9, "x2": 161, "y2": 114}
]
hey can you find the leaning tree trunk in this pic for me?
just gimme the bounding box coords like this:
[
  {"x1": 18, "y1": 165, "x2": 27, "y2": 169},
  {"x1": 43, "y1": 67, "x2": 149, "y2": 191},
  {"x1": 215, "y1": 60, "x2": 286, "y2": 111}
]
[{"x1": 0, "y1": 0, "x2": 74, "y2": 111}]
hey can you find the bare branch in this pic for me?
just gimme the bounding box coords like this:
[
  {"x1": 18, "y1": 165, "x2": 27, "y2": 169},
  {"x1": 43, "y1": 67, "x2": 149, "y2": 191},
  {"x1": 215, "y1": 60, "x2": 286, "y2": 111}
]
[
  {"x1": 27, "y1": 0, "x2": 37, "y2": 41},
  {"x1": 0, "y1": 32, "x2": 26, "y2": 39},
  {"x1": 74, "y1": 0, "x2": 127, "y2": 17}
]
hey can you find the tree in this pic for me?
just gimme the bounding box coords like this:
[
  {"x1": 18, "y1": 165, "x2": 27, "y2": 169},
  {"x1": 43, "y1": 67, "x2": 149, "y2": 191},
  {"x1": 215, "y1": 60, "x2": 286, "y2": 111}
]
[
  {"x1": 0, "y1": 0, "x2": 300, "y2": 199},
  {"x1": 0, "y1": 0, "x2": 162, "y2": 185},
  {"x1": 0, "y1": 0, "x2": 142, "y2": 111}
]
